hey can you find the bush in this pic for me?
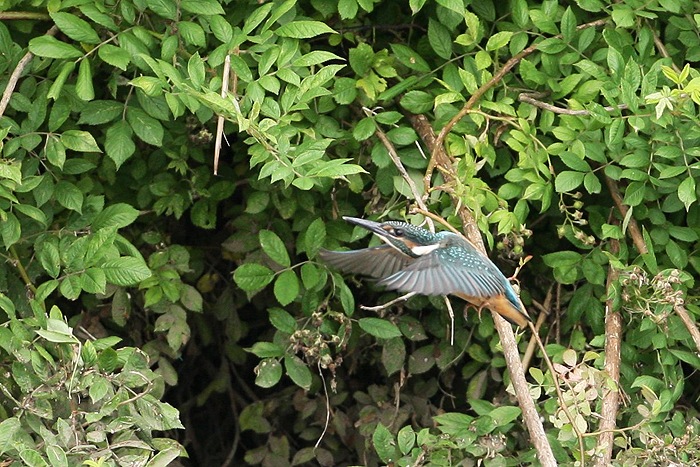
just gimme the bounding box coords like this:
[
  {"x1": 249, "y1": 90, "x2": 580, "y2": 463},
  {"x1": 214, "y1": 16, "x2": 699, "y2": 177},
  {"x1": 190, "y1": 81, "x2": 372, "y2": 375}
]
[{"x1": 2, "y1": 0, "x2": 700, "y2": 465}]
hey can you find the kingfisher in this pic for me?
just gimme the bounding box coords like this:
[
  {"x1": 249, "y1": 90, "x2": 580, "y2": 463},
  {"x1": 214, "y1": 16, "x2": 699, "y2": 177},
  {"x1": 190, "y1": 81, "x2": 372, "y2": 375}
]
[{"x1": 319, "y1": 216, "x2": 531, "y2": 327}]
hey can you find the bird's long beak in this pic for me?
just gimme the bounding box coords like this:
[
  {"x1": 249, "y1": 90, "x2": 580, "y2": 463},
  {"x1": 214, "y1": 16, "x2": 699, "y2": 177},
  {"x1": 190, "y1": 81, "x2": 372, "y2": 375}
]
[{"x1": 343, "y1": 216, "x2": 389, "y2": 238}]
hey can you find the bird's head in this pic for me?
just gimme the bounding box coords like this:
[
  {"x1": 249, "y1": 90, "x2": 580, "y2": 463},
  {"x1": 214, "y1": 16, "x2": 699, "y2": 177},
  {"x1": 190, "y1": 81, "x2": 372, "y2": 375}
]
[{"x1": 343, "y1": 216, "x2": 440, "y2": 257}]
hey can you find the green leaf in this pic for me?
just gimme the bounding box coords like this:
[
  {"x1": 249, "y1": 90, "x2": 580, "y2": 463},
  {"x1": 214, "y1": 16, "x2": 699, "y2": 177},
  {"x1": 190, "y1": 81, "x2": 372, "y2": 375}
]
[
  {"x1": 14, "y1": 204, "x2": 47, "y2": 226},
  {"x1": 489, "y1": 406, "x2": 522, "y2": 426},
  {"x1": 373, "y1": 423, "x2": 399, "y2": 464},
  {"x1": 304, "y1": 218, "x2": 326, "y2": 258},
  {"x1": 293, "y1": 51, "x2": 344, "y2": 67},
  {"x1": 209, "y1": 15, "x2": 233, "y2": 43},
  {"x1": 338, "y1": 280, "x2": 355, "y2": 315},
  {"x1": 179, "y1": 21, "x2": 206, "y2": 47},
  {"x1": 92, "y1": 203, "x2": 140, "y2": 230},
  {"x1": 353, "y1": 117, "x2": 376, "y2": 141},
  {"x1": 247, "y1": 342, "x2": 284, "y2": 358},
  {"x1": 51, "y1": 11, "x2": 100, "y2": 44},
  {"x1": 428, "y1": 19, "x2": 452, "y2": 59},
  {"x1": 259, "y1": 230, "x2": 290, "y2": 267},
  {"x1": 359, "y1": 317, "x2": 402, "y2": 339},
  {"x1": 486, "y1": 31, "x2": 513, "y2": 51},
  {"x1": 292, "y1": 177, "x2": 314, "y2": 190},
  {"x1": 268, "y1": 308, "x2": 297, "y2": 334},
  {"x1": 338, "y1": 0, "x2": 358, "y2": 19},
  {"x1": 180, "y1": 284, "x2": 203, "y2": 312},
  {"x1": 391, "y1": 44, "x2": 431, "y2": 72},
  {"x1": 126, "y1": 108, "x2": 164, "y2": 146},
  {"x1": 349, "y1": 43, "x2": 374, "y2": 76},
  {"x1": 583, "y1": 172, "x2": 602, "y2": 194},
  {"x1": 678, "y1": 176, "x2": 696, "y2": 211},
  {"x1": 274, "y1": 270, "x2": 299, "y2": 306},
  {"x1": 307, "y1": 160, "x2": 367, "y2": 178},
  {"x1": 560, "y1": 152, "x2": 591, "y2": 171},
  {"x1": 284, "y1": 355, "x2": 312, "y2": 390},
  {"x1": 37, "y1": 318, "x2": 79, "y2": 344},
  {"x1": 0, "y1": 418, "x2": 21, "y2": 455},
  {"x1": 38, "y1": 239, "x2": 61, "y2": 278},
  {"x1": 409, "y1": 0, "x2": 427, "y2": 14},
  {"x1": 554, "y1": 171, "x2": 584, "y2": 193},
  {"x1": 542, "y1": 251, "x2": 582, "y2": 267},
  {"x1": 382, "y1": 337, "x2": 406, "y2": 376},
  {"x1": 623, "y1": 181, "x2": 646, "y2": 206},
  {"x1": 45, "y1": 136, "x2": 66, "y2": 169},
  {"x1": 401, "y1": 90, "x2": 434, "y2": 113},
  {"x1": 98, "y1": 44, "x2": 131, "y2": 70},
  {"x1": 47, "y1": 62, "x2": 76, "y2": 100},
  {"x1": 148, "y1": 0, "x2": 177, "y2": 19},
  {"x1": 0, "y1": 162, "x2": 22, "y2": 184},
  {"x1": 105, "y1": 120, "x2": 135, "y2": 169},
  {"x1": 276, "y1": 21, "x2": 337, "y2": 38},
  {"x1": 300, "y1": 263, "x2": 321, "y2": 290},
  {"x1": 77, "y1": 100, "x2": 123, "y2": 125},
  {"x1": 81, "y1": 268, "x2": 107, "y2": 294},
  {"x1": 60, "y1": 130, "x2": 101, "y2": 153},
  {"x1": 28, "y1": 36, "x2": 83, "y2": 59},
  {"x1": 408, "y1": 345, "x2": 435, "y2": 374},
  {"x1": 234, "y1": 263, "x2": 275, "y2": 292},
  {"x1": 45, "y1": 445, "x2": 68, "y2": 467},
  {"x1": 397, "y1": 425, "x2": 416, "y2": 455},
  {"x1": 180, "y1": 0, "x2": 225, "y2": 15},
  {"x1": 102, "y1": 257, "x2": 152, "y2": 286},
  {"x1": 255, "y1": 358, "x2": 283, "y2": 388},
  {"x1": 54, "y1": 181, "x2": 83, "y2": 213},
  {"x1": 76, "y1": 59, "x2": 95, "y2": 101},
  {"x1": 19, "y1": 449, "x2": 48, "y2": 467}
]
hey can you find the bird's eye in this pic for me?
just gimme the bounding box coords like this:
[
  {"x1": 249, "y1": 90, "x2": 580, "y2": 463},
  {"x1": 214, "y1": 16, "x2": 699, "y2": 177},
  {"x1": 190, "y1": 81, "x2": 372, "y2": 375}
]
[{"x1": 393, "y1": 228, "x2": 404, "y2": 237}]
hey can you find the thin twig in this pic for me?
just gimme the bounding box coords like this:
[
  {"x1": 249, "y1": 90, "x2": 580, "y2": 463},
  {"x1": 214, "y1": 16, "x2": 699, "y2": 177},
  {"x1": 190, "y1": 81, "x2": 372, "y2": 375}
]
[
  {"x1": 604, "y1": 176, "x2": 648, "y2": 254},
  {"x1": 314, "y1": 361, "x2": 332, "y2": 451},
  {"x1": 0, "y1": 25, "x2": 59, "y2": 117},
  {"x1": 595, "y1": 233, "x2": 622, "y2": 467},
  {"x1": 519, "y1": 92, "x2": 628, "y2": 115},
  {"x1": 522, "y1": 288, "x2": 552, "y2": 372},
  {"x1": 408, "y1": 114, "x2": 486, "y2": 252},
  {"x1": 360, "y1": 292, "x2": 417, "y2": 312},
  {"x1": 428, "y1": 18, "x2": 609, "y2": 184},
  {"x1": 674, "y1": 303, "x2": 700, "y2": 354},
  {"x1": 368, "y1": 108, "x2": 429, "y2": 212}
]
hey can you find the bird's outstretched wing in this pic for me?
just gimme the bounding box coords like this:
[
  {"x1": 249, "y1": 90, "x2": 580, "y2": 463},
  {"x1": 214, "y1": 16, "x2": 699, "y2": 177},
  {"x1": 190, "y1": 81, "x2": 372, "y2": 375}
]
[
  {"x1": 377, "y1": 245, "x2": 508, "y2": 299},
  {"x1": 318, "y1": 246, "x2": 413, "y2": 278}
]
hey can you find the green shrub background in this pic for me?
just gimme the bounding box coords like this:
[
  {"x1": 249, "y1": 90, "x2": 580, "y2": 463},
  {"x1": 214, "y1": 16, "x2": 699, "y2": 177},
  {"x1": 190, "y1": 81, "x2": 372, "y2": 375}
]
[{"x1": 1, "y1": 0, "x2": 700, "y2": 465}]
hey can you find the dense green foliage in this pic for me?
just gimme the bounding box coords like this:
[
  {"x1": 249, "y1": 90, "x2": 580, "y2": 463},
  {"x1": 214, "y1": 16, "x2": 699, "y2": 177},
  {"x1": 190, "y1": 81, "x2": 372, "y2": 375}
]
[{"x1": 2, "y1": 0, "x2": 700, "y2": 465}]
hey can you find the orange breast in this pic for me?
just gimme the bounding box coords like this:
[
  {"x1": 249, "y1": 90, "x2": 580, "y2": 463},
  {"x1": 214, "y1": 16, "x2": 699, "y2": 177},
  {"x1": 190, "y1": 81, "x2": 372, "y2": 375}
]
[{"x1": 452, "y1": 292, "x2": 529, "y2": 328}]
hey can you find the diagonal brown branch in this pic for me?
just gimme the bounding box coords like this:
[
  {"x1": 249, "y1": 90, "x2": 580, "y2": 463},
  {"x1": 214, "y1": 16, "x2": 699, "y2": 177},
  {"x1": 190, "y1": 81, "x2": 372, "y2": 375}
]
[
  {"x1": 0, "y1": 25, "x2": 58, "y2": 118},
  {"x1": 425, "y1": 18, "x2": 609, "y2": 189},
  {"x1": 409, "y1": 114, "x2": 556, "y2": 467},
  {"x1": 604, "y1": 176, "x2": 648, "y2": 254}
]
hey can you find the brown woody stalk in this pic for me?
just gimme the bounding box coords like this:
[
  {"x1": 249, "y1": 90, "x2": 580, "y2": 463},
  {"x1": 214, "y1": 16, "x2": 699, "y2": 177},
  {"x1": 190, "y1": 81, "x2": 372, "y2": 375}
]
[
  {"x1": 408, "y1": 115, "x2": 557, "y2": 467},
  {"x1": 594, "y1": 234, "x2": 622, "y2": 467},
  {"x1": 604, "y1": 176, "x2": 700, "y2": 354}
]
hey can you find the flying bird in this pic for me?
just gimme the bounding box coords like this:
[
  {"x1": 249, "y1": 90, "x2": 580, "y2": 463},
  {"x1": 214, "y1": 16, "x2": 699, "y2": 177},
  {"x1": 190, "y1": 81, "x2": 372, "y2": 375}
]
[{"x1": 319, "y1": 216, "x2": 531, "y2": 327}]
